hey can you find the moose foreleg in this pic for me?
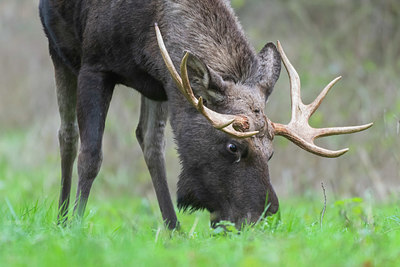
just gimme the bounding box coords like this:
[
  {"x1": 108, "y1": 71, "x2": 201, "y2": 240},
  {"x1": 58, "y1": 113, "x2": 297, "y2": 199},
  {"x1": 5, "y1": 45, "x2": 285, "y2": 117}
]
[
  {"x1": 73, "y1": 67, "x2": 115, "y2": 219},
  {"x1": 136, "y1": 96, "x2": 178, "y2": 229}
]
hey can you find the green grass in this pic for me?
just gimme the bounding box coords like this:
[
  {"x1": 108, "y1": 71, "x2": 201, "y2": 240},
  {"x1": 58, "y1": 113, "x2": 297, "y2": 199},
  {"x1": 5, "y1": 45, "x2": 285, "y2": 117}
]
[{"x1": 1, "y1": 195, "x2": 400, "y2": 266}]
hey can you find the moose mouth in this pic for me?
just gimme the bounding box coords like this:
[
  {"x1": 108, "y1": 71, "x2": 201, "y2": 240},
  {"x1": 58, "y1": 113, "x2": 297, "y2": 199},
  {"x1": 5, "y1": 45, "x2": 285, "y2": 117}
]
[
  {"x1": 209, "y1": 203, "x2": 279, "y2": 229},
  {"x1": 209, "y1": 211, "x2": 258, "y2": 229},
  {"x1": 209, "y1": 192, "x2": 280, "y2": 229}
]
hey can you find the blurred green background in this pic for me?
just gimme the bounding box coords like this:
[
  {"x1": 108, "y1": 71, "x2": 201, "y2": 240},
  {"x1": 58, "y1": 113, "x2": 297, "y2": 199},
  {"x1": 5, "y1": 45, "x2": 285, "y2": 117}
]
[{"x1": 0, "y1": 0, "x2": 399, "y2": 206}]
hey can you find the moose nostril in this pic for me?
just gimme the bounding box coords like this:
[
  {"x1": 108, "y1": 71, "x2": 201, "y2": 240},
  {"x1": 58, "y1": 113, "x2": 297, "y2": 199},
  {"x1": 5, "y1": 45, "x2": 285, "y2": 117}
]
[
  {"x1": 267, "y1": 192, "x2": 279, "y2": 215},
  {"x1": 268, "y1": 202, "x2": 279, "y2": 214}
]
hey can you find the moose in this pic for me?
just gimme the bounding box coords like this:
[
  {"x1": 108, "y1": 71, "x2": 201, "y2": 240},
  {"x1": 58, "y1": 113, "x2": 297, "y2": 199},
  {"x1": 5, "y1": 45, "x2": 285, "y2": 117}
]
[{"x1": 39, "y1": 0, "x2": 372, "y2": 229}]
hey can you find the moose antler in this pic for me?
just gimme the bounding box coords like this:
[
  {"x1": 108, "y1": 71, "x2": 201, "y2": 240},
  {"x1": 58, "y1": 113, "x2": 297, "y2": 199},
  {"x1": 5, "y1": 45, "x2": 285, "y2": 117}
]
[
  {"x1": 271, "y1": 41, "x2": 373, "y2": 158},
  {"x1": 155, "y1": 23, "x2": 258, "y2": 138}
]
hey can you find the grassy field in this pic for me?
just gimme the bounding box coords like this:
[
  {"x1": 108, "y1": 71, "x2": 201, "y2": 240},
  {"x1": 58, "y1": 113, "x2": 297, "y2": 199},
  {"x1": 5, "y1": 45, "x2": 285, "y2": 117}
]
[
  {"x1": 1, "y1": 131, "x2": 400, "y2": 267},
  {"x1": 1, "y1": 188, "x2": 400, "y2": 266}
]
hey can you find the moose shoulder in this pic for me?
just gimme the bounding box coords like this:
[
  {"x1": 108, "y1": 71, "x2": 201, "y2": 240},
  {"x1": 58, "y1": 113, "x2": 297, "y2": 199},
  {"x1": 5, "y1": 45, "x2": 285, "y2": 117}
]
[{"x1": 39, "y1": 0, "x2": 372, "y2": 229}]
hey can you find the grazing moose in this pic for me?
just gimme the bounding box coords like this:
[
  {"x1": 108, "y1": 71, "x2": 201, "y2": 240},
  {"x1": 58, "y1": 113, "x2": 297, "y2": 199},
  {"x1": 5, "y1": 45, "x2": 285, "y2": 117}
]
[{"x1": 39, "y1": 0, "x2": 372, "y2": 229}]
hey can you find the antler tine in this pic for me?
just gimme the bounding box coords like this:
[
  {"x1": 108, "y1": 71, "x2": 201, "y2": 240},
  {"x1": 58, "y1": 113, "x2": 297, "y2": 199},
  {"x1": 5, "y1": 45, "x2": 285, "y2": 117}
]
[
  {"x1": 308, "y1": 76, "x2": 341, "y2": 118},
  {"x1": 273, "y1": 41, "x2": 373, "y2": 157},
  {"x1": 155, "y1": 23, "x2": 258, "y2": 138},
  {"x1": 316, "y1": 123, "x2": 373, "y2": 138},
  {"x1": 276, "y1": 41, "x2": 304, "y2": 120}
]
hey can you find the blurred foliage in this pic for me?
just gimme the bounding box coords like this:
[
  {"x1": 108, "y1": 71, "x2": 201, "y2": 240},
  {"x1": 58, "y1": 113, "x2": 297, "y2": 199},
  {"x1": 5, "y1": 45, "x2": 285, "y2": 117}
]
[{"x1": 0, "y1": 0, "x2": 399, "y2": 201}]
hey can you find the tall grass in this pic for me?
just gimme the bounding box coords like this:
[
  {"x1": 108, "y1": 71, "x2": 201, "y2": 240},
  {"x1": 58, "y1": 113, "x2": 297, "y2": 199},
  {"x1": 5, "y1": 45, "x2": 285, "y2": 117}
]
[{"x1": 1, "y1": 188, "x2": 400, "y2": 266}]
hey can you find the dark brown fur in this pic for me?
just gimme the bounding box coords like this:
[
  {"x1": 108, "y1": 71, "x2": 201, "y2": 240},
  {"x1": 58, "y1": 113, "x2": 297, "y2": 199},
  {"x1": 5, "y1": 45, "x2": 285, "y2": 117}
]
[{"x1": 39, "y1": 0, "x2": 281, "y2": 228}]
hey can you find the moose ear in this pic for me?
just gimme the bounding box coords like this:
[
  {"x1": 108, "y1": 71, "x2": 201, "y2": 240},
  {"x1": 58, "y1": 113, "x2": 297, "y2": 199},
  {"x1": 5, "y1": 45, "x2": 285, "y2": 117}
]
[
  {"x1": 257, "y1": 42, "x2": 281, "y2": 99},
  {"x1": 186, "y1": 52, "x2": 226, "y2": 105}
]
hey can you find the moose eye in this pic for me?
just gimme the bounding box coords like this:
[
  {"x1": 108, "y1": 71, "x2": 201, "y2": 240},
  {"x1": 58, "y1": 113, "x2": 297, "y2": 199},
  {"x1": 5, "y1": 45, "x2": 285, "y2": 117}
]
[{"x1": 227, "y1": 143, "x2": 238, "y2": 153}]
